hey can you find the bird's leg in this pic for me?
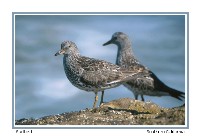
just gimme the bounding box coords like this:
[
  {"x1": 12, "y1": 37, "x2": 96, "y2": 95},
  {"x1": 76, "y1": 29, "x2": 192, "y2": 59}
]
[
  {"x1": 100, "y1": 91, "x2": 104, "y2": 105},
  {"x1": 93, "y1": 92, "x2": 98, "y2": 108},
  {"x1": 141, "y1": 95, "x2": 145, "y2": 101},
  {"x1": 135, "y1": 94, "x2": 138, "y2": 100}
]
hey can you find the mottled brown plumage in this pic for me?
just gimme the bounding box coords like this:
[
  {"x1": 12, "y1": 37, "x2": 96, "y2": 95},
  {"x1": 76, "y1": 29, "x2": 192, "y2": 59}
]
[
  {"x1": 103, "y1": 32, "x2": 185, "y2": 101},
  {"x1": 55, "y1": 40, "x2": 142, "y2": 108}
]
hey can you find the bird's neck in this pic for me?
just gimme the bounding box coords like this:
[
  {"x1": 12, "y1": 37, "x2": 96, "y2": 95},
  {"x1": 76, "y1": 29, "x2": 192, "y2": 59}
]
[
  {"x1": 63, "y1": 51, "x2": 81, "y2": 69},
  {"x1": 116, "y1": 41, "x2": 138, "y2": 67}
]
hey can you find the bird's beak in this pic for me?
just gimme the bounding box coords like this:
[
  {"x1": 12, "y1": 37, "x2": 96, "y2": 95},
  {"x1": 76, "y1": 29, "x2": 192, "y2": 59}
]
[
  {"x1": 55, "y1": 49, "x2": 64, "y2": 56},
  {"x1": 103, "y1": 38, "x2": 114, "y2": 46},
  {"x1": 55, "y1": 52, "x2": 60, "y2": 56}
]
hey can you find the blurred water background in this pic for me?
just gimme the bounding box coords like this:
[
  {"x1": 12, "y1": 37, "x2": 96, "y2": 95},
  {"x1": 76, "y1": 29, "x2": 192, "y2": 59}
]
[{"x1": 15, "y1": 14, "x2": 185, "y2": 119}]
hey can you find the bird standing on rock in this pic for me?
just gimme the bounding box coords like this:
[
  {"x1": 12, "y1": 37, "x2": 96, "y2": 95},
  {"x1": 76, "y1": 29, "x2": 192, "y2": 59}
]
[
  {"x1": 103, "y1": 32, "x2": 185, "y2": 101},
  {"x1": 55, "y1": 40, "x2": 144, "y2": 108}
]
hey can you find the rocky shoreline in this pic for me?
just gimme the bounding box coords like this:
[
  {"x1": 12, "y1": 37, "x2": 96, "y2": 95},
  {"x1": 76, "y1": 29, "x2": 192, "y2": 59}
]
[{"x1": 15, "y1": 98, "x2": 185, "y2": 125}]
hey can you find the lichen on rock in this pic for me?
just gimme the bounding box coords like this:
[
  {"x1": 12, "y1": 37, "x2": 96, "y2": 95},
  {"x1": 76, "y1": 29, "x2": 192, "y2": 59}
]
[{"x1": 15, "y1": 98, "x2": 185, "y2": 125}]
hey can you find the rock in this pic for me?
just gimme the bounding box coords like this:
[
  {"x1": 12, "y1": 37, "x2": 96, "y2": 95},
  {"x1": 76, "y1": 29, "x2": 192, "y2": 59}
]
[{"x1": 15, "y1": 98, "x2": 185, "y2": 125}]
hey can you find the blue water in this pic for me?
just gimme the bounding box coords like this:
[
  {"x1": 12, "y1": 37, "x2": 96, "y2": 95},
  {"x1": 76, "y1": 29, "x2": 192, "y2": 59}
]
[{"x1": 15, "y1": 14, "x2": 185, "y2": 119}]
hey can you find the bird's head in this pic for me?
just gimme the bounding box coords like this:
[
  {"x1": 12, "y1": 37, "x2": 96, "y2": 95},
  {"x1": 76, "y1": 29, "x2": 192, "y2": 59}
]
[
  {"x1": 55, "y1": 41, "x2": 79, "y2": 56},
  {"x1": 103, "y1": 32, "x2": 129, "y2": 47}
]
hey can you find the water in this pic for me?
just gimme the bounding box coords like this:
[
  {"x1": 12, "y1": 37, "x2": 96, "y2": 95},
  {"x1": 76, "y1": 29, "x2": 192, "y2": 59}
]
[{"x1": 15, "y1": 14, "x2": 185, "y2": 119}]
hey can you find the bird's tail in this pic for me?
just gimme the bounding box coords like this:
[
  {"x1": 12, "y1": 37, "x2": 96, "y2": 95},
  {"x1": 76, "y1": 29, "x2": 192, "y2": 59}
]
[
  {"x1": 166, "y1": 86, "x2": 185, "y2": 101},
  {"x1": 150, "y1": 71, "x2": 185, "y2": 101}
]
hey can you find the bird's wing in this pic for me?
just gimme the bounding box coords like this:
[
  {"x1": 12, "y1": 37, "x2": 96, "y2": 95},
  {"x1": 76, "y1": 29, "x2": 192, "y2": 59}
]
[
  {"x1": 119, "y1": 63, "x2": 155, "y2": 90},
  {"x1": 125, "y1": 68, "x2": 185, "y2": 100},
  {"x1": 125, "y1": 72, "x2": 155, "y2": 90},
  {"x1": 78, "y1": 56, "x2": 138, "y2": 87}
]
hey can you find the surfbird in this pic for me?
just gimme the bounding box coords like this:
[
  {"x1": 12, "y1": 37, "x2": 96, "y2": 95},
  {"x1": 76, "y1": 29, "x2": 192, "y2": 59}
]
[
  {"x1": 103, "y1": 32, "x2": 185, "y2": 101},
  {"x1": 55, "y1": 40, "x2": 142, "y2": 108}
]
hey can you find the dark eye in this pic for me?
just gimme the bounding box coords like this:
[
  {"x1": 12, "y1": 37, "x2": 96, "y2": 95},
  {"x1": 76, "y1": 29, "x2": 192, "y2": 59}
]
[{"x1": 112, "y1": 36, "x2": 117, "y2": 41}]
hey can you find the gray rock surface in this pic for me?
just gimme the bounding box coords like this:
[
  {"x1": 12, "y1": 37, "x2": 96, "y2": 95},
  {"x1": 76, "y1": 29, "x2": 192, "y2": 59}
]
[{"x1": 15, "y1": 98, "x2": 185, "y2": 125}]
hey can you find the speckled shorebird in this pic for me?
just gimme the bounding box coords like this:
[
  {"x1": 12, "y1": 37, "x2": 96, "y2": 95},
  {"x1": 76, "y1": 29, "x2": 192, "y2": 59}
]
[
  {"x1": 103, "y1": 32, "x2": 184, "y2": 101},
  {"x1": 55, "y1": 40, "x2": 143, "y2": 108}
]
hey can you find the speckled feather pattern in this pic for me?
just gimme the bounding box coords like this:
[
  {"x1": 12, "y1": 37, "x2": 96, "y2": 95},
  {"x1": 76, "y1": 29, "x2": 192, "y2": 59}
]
[
  {"x1": 103, "y1": 32, "x2": 184, "y2": 101},
  {"x1": 55, "y1": 41, "x2": 141, "y2": 107},
  {"x1": 56, "y1": 41, "x2": 136, "y2": 108},
  {"x1": 63, "y1": 49, "x2": 139, "y2": 92}
]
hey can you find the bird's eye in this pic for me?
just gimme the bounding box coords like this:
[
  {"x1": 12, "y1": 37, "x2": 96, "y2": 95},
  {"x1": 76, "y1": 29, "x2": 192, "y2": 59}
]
[{"x1": 113, "y1": 37, "x2": 117, "y2": 40}]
